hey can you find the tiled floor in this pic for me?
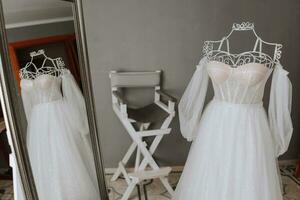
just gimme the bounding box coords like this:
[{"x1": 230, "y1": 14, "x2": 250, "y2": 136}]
[
  {"x1": 107, "y1": 165, "x2": 300, "y2": 200},
  {"x1": 281, "y1": 165, "x2": 300, "y2": 200},
  {"x1": 1, "y1": 165, "x2": 299, "y2": 200},
  {"x1": 0, "y1": 180, "x2": 13, "y2": 200}
]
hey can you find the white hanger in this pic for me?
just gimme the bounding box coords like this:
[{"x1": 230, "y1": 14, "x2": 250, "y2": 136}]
[
  {"x1": 19, "y1": 49, "x2": 66, "y2": 80},
  {"x1": 203, "y1": 22, "x2": 282, "y2": 67}
]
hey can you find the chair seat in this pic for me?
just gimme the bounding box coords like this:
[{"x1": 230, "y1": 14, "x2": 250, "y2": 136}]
[{"x1": 128, "y1": 103, "x2": 169, "y2": 129}]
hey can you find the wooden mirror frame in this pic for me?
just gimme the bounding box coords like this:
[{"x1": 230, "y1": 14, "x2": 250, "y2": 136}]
[{"x1": 0, "y1": 0, "x2": 108, "y2": 199}]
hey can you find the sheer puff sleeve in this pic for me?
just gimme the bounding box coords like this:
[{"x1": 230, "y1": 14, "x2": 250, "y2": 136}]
[
  {"x1": 61, "y1": 69, "x2": 89, "y2": 137},
  {"x1": 178, "y1": 57, "x2": 209, "y2": 142},
  {"x1": 20, "y1": 81, "x2": 34, "y2": 122},
  {"x1": 268, "y1": 63, "x2": 293, "y2": 157}
]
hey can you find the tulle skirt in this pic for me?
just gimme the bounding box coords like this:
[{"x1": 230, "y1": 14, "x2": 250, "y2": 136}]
[
  {"x1": 26, "y1": 99, "x2": 99, "y2": 200},
  {"x1": 173, "y1": 99, "x2": 282, "y2": 200}
]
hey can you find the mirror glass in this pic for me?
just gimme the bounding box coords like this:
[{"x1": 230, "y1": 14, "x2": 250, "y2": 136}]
[{"x1": 0, "y1": 0, "x2": 101, "y2": 199}]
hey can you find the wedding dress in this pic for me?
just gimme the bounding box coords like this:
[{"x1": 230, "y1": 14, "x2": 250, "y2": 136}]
[
  {"x1": 174, "y1": 38, "x2": 293, "y2": 200},
  {"x1": 20, "y1": 69, "x2": 100, "y2": 200}
]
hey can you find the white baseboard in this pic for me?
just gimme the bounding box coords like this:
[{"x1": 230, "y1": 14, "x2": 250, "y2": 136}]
[{"x1": 105, "y1": 159, "x2": 297, "y2": 175}]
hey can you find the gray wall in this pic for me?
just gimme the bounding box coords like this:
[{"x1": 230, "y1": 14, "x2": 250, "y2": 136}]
[
  {"x1": 82, "y1": 0, "x2": 300, "y2": 168},
  {"x1": 6, "y1": 21, "x2": 75, "y2": 42}
]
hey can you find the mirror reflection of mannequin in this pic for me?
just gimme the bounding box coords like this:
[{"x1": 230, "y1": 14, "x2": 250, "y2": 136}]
[{"x1": 15, "y1": 50, "x2": 100, "y2": 200}]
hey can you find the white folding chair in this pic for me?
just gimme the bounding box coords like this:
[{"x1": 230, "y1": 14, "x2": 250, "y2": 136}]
[{"x1": 109, "y1": 70, "x2": 176, "y2": 200}]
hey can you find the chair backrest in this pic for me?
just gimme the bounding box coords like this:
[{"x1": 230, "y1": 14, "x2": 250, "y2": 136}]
[{"x1": 110, "y1": 71, "x2": 161, "y2": 88}]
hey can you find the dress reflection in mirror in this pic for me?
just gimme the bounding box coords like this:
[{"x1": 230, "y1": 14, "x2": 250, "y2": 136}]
[
  {"x1": 16, "y1": 49, "x2": 100, "y2": 200},
  {"x1": 175, "y1": 23, "x2": 292, "y2": 200}
]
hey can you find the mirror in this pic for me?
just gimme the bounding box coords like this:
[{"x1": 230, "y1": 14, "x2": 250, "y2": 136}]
[{"x1": 0, "y1": 0, "x2": 107, "y2": 199}]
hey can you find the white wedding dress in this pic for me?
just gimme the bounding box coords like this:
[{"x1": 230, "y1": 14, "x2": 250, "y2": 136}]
[
  {"x1": 174, "y1": 42, "x2": 293, "y2": 199},
  {"x1": 20, "y1": 69, "x2": 100, "y2": 200}
]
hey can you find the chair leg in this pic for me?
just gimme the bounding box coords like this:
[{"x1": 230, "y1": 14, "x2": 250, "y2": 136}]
[
  {"x1": 138, "y1": 136, "x2": 163, "y2": 170},
  {"x1": 121, "y1": 179, "x2": 139, "y2": 200},
  {"x1": 134, "y1": 138, "x2": 174, "y2": 195},
  {"x1": 134, "y1": 123, "x2": 147, "y2": 172},
  {"x1": 111, "y1": 142, "x2": 137, "y2": 181},
  {"x1": 160, "y1": 177, "x2": 174, "y2": 196},
  {"x1": 119, "y1": 119, "x2": 175, "y2": 198},
  {"x1": 136, "y1": 135, "x2": 175, "y2": 195},
  {"x1": 135, "y1": 147, "x2": 141, "y2": 171},
  {"x1": 136, "y1": 115, "x2": 174, "y2": 170},
  {"x1": 122, "y1": 121, "x2": 160, "y2": 171}
]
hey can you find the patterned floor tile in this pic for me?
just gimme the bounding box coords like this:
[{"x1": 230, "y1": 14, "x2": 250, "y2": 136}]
[
  {"x1": 0, "y1": 165, "x2": 299, "y2": 200},
  {"x1": 0, "y1": 180, "x2": 13, "y2": 200},
  {"x1": 107, "y1": 165, "x2": 300, "y2": 200}
]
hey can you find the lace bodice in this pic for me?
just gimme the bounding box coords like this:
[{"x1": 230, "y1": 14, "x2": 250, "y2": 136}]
[
  {"x1": 206, "y1": 60, "x2": 272, "y2": 104},
  {"x1": 178, "y1": 56, "x2": 292, "y2": 157},
  {"x1": 20, "y1": 69, "x2": 88, "y2": 129},
  {"x1": 199, "y1": 35, "x2": 281, "y2": 104},
  {"x1": 21, "y1": 74, "x2": 63, "y2": 105}
]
